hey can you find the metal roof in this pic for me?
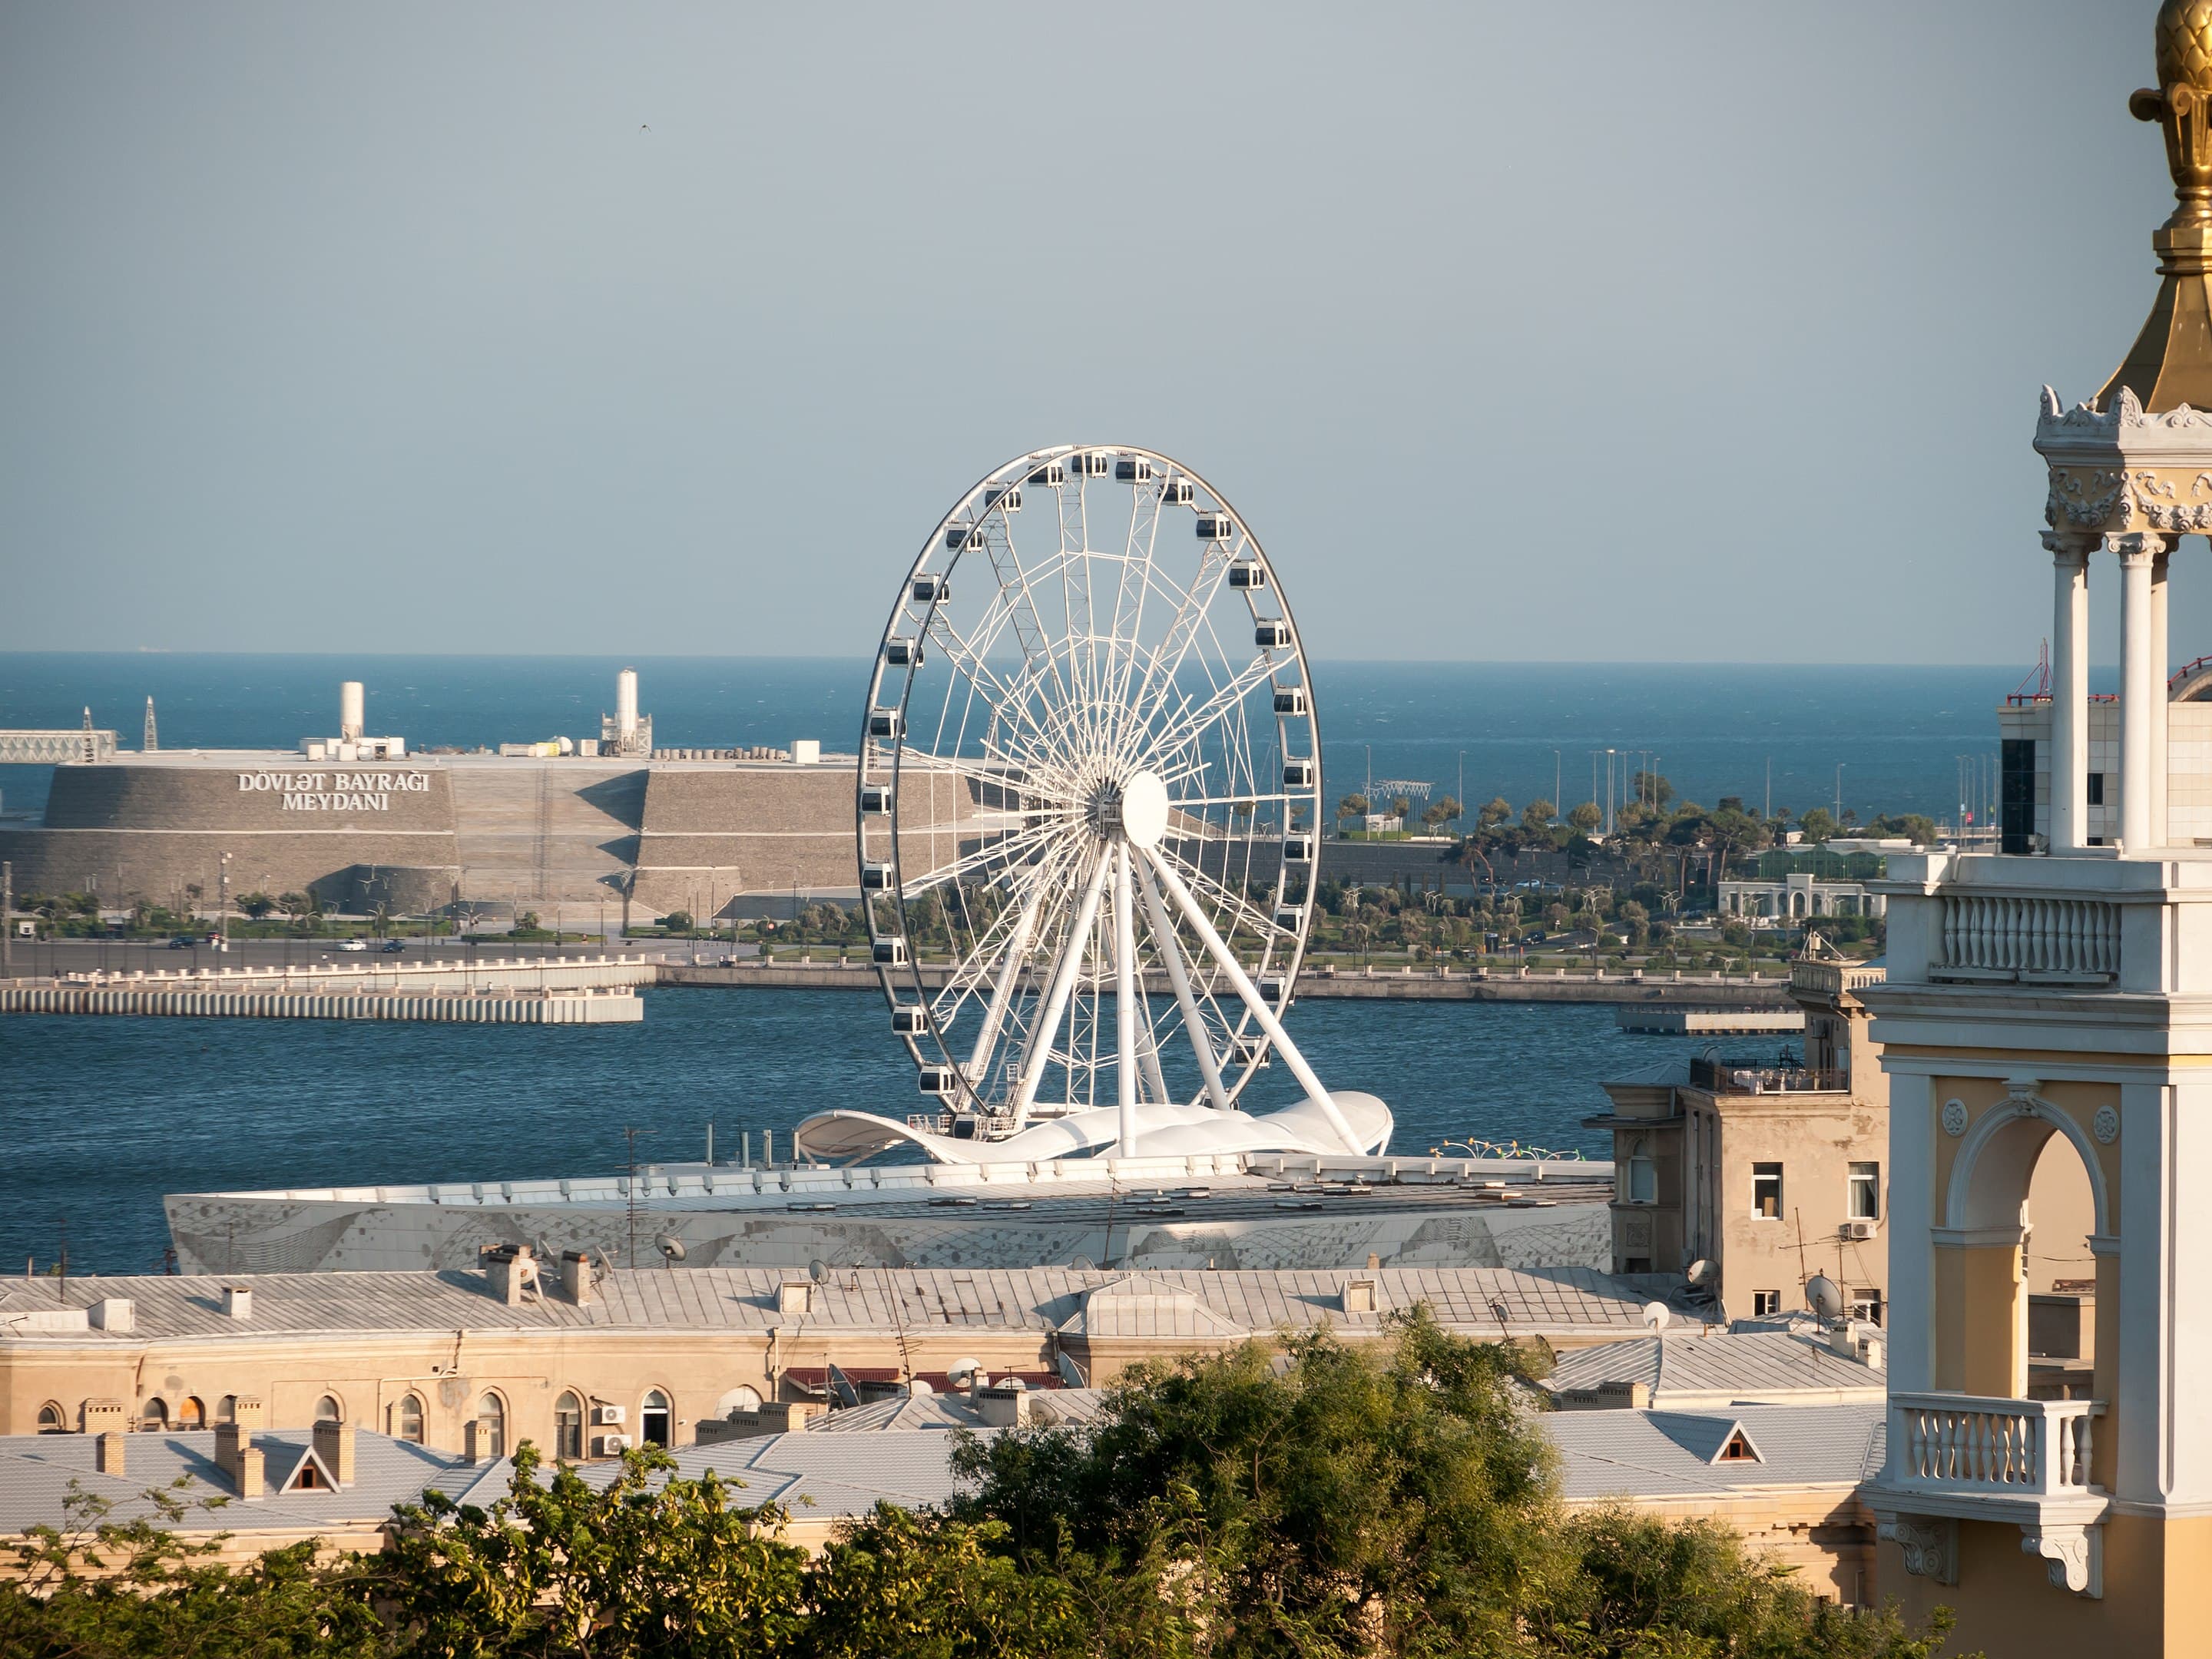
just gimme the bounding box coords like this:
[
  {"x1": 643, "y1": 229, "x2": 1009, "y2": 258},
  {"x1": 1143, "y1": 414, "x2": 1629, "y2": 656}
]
[
  {"x1": 1542, "y1": 1331, "x2": 1885, "y2": 1406},
  {"x1": 0, "y1": 1265, "x2": 1685, "y2": 1346},
  {"x1": 1544, "y1": 1402, "x2": 1886, "y2": 1502},
  {"x1": 813, "y1": 1389, "x2": 1111, "y2": 1433}
]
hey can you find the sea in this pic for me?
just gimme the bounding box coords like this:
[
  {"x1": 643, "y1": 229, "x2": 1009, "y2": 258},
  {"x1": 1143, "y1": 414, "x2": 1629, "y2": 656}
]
[{"x1": 0, "y1": 653, "x2": 2025, "y2": 1274}]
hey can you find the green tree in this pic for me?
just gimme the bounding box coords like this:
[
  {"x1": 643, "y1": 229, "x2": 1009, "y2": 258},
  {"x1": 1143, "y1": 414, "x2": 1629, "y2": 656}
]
[
  {"x1": 1477, "y1": 796, "x2": 1513, "y2": 830},
  {"x1": 1338, "y1": 793, "x2": 1369, "y2": 830},
  {"x1": 235, "y1": 892, "x2": 277, "y2": 922},
  {"x1": 1797, "y1": 806, "x2": 1839, "y2": 843},
  {"x1": 1423, "y1": 795, "x2": 1462, "y2": 834},
  {"x1": 1522, "y1": 798, "x2": 1558, "y2": 834},
  {"x1": 1567, "y1": 802, "x2": 1604, "y2": 835},
  {"x1": 1389, "y1": 794, "x2": 1413, "y2": 822},
  {"x1": 661, "y1": 910, "x2": 692, "y2": 934},
  {"x1": 1868, "y1": 813, "x2": 1939, "y2": 846}
]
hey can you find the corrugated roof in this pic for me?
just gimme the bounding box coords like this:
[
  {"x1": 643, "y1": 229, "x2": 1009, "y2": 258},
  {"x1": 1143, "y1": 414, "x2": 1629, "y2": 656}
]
[
  {"x1": 0, "y1": 1265, "x2": 1684, "y2": 1345},
  {"x1": 1544, "y1": 1402, "x2": 1886, "y2": 1502},
  {"x1": 1543, "y1": 1331, "x2": 1884, "y2": 1404}
]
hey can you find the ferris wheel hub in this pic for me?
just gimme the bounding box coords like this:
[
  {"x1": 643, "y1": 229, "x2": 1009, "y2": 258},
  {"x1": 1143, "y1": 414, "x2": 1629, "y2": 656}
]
[{"x1": 1088, "y1": 767, "x2": 1168, "y2": 849}]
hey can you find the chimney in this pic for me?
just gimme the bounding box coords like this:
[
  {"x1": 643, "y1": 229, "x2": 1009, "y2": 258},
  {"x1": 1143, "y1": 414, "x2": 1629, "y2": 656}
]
[
  {"x1": 221, "y1": 1285, "x2": 253, "y2": 1320},
  {"x1": 464, "y1": 1419, "x2": 495, "y2": 1463},
  {"x1": 339, "y1": 680, "x2": 365, "y2": 741},
  {"x1": 88, "y1": 1296, "x2": 133, "y2": 1333},
  {"x1": 95, "y1": 1432, "x2": 125, "y2": 1476},
  {"x1": 80, "y1": 1399, "x2": 126, "y2": 1435},
  {"x1": 978, "y1": 1386, "x2": 1034, "y2": 1429},
  {"x1": 482, "y1": 1243, "x2": 540, "y2": 1305},
  {"x1": 313, "y1": 1419, "x2": 356, "y2": 1487},
  {"x1": 561, "y1": 1250, "x2": 595, "y2": 1306},
  {"x1": 777, "y1": 1281, "x2": 813, "y2": 1316},
  {"x1": 216, "y1": 1407, "x2": 264, "y2": 1502},
  {"x1": 1341, "y1": 1277, "x2": 1378, "y2": 1313},
  {"x1": 229, "y1": 1395, "x2": 267, "y2": 1432}
]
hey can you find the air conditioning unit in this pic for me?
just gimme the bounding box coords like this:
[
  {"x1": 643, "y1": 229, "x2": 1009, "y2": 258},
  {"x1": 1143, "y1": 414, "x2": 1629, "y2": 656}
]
[
  {"x1": 1843, "y1": 1220, "x2": 1878, "y2": 1241},
  {"x1": 596, "y1": 1433, "x2": 631, "y2": 1455},
  {"x1": 594, "y1": 1403, "x2": 627, "y2": 1426}
]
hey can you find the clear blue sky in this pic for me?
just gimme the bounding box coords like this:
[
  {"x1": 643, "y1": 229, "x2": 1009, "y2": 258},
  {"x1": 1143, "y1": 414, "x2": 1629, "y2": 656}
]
[{"x1": 0, "y1": 4, "x2": 2184, "y2": 664}]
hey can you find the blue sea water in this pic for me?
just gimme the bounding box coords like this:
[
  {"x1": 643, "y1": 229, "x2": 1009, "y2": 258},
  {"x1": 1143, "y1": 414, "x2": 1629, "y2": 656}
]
[
  {"x1": 0, "y1": 651, "x2": 2061, "y2": 825},
  {"x1": 0, "y1": 651, "x2": 1970, "y2": 1274}
]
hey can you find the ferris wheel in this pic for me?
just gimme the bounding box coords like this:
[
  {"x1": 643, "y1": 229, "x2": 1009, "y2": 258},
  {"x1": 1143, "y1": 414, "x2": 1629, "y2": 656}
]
[{"x1": 854, "y1": 445, "x2": 1371, "y2": 1160}]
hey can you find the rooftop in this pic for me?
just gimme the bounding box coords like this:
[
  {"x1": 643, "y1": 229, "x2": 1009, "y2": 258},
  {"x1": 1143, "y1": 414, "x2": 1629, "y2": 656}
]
[
  {"x1": 1545, "y1": 1402, "x2": 1886, "y2": 1502},
  {"x1": 1542, "y1": 1330, "x2": 1886, "y2": 1409}
]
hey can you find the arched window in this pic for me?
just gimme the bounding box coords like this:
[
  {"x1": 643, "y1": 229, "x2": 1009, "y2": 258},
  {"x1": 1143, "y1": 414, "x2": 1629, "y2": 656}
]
[
  {"x1": 715, "y1": 1386, "x2": 762, "y2": 1419},
  {"x1": 475, "y1": 1393, "x2": 506, "y2": 1459},
  {"x1": 555, "y1": 1392, "x2": 584, "y2": 1460},
  {"x1": 35, "y1": 1402, "x2": 65, "y2": 1435},
  {"x1": 214, "y1": 1395, "x2": 237, "y2": 1424},
  {"x1": 392, "y1": 1393, "x2": 424, "y2": 1445},
  {"x1": 640, "y1": 1389, "x2": 671, "y2": 1448},
  {"x1": 315, "y1": 1395, "x2": 343, "y2": 1424},
  {"x1": 177, "y1": 1397, "x2": 206, "y2": 1429},
  {"x1": 141, "y1": 1398, "x2": 169, "y2": 1431}
]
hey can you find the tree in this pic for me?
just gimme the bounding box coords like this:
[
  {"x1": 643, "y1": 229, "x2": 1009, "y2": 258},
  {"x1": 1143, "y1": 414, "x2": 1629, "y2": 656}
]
[
  {"x1": 1422, "y1": 795, "x2": 1462, "y2": 834},
  {"x1": 661, "y1": 909, "x2": 693, "y2": 934},
  {"x1": 1798, "y1": 807, "x2": 1839, "y2": 844},
  {"x1": 1868, "y1": 813, "x2": 1939, "y2": 846},
  {"x1": 1567, "y1": 802, "x2": 1603, "y2": 835},
  {"x1": 1477, "y1": 796, "x2": 1513, "y2": 830},
  {"x1": 1619, "y1": 899, "x2": 1651, "y2": 946},
  {"x1": 1521, "y1": 798, "x2": 1557, "y2": 834},
  {"x1": 1338, "y1": 793, "x2": 1369, "y2": 830},
  {"x1": 1388, "y1": 794, "x2": 1413, "y2": 822},
  {"x1": 1630, "y1": 770, "x2": 1674, "y2": 810},
  {"x1": 236, "y1": 892, "x2": 276, "y2": 922}
]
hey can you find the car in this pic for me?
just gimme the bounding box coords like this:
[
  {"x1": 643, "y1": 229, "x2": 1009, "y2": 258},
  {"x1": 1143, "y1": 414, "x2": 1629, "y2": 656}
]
[
  {"x1": 379, "y1": 939, "x2": 404, "y2": 953},
  {"x1": 336, "y1": 938, "x2": 367, "y2": 952}
]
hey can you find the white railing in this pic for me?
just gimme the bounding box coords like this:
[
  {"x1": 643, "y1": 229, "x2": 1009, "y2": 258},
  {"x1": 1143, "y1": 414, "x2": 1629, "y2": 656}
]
[
  {"x1": 1890, "y1": 1393, "x2": 2102, "y2": 1498},
  {"x1": 1933, "y1": 896, "x2": 2119, "y2": 979}
]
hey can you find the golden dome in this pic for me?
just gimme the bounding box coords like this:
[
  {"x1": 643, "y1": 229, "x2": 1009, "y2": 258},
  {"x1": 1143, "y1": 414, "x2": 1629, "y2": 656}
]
[{"x1": 2160, "y1": 0, "x2": 2212, "y2": 93}]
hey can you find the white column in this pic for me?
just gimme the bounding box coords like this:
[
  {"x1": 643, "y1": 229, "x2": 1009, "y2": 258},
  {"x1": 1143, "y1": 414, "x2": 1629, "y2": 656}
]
[
  {"x1": 2117, "y1": 533, "x2": 2165, "y2": 850},
  {"x1": 2046, "y1": 531, "x2": 2091, "y2": 852},
  {"x1": 2153, "y1": 546, "x2": 2171, "y2": 846},
  {"x1": 1111, "y1": 843, "x2": 1139, "y2": 1157}
]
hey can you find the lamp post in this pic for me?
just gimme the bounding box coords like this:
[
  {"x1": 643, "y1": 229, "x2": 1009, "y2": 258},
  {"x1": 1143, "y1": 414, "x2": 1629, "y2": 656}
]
[
  {"x1": 1834, "y1": 763, "x2": 1846, "y2": 824},
  {"x1": 1551, "y1": 750, "x2": 1561, "y2": 822}
]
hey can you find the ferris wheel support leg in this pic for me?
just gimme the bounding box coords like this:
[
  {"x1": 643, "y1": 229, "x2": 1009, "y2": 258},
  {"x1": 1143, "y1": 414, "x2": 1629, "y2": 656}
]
[
  {"x1": 966, "y1": 880, "x2": 1044, "y2": 1082},
  {"x1": 1134, "y1": 854, "x2": 1233, "y2": 1114},
  {"x1": 1113, "y1": 843, "x2": 1140, "y2": 1157},
  {"x1": 1011, "y1": 849, "x2": 1110, "y2": 1126},
  {"x1": 1137, "y1": 846, "x2": 1366, "y2": 1157}
]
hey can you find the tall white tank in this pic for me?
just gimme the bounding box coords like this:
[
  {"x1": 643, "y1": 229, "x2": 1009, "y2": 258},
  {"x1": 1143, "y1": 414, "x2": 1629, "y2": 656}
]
[
  {"x1": 616, "y1": 667, "x2": 639, "y2": 740},
  {"x1": 339, "y1": 680, "x2": 365, "y2": 740}
]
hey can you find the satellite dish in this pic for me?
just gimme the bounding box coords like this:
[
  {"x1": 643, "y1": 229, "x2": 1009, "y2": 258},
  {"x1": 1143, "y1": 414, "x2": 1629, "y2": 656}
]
[
  {"x1": 1641, "y1": 1301, "x2": 1671, "y2": 1332},
  {"x1": 946, "y1": 1357, "x2": 985, "y2": 1386},
  {"x1": 907, "y1": 1377, "x2": 934, "y2": 1396},
  {"x1": 1685, "y1": 1259, "x2": 1714, "y2": 1286},
  {"x1": 1068, "y1": 1256, "x2": 1096, "y2": 1273},
  {"x1": 809, "y1": 1259, "x2": 829, "y2": 1284},
  {"x1": 826, "y1": 1362, "x2": 862, "y2": 1409},
  {"x1": 1806, "y1": 1274, "x2": 1845, "y2": 1320},
  {"x1": 655, "y1": 1234, "x2": 687, "y2": 1262}
]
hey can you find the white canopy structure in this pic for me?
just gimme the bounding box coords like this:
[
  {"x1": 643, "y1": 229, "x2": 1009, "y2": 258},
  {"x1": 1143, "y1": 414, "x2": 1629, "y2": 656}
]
[{"x1": 816, "y1": 445, "x2": 1391, "y2": 1167}]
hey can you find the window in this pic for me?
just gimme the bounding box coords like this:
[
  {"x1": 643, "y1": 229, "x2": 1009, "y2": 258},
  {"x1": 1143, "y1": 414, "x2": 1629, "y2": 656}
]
[
  {"x1": 2087, "y1": 771, "x2": 2105, "y2": 806},
  {"x1": 1751, "y1": 1163, "x2": 1783, "y2": 1220},
  {"x1": 475, "y1": 1393, "x2": 505, "y2": 1459},
  {"x1": 1851, "y1": 1286, "x2": 1885, "y2": 1326},
  {"x1": 2002, "y1": 737, "x2": 2039, "y2": 854},
  {"x1": 141, "y1": 1398, "x2": 169, "y2": 1431},
  {"x1": 555, "y1": 1392, "x2": 584, "y2": 1461},
  {"x1": 1717, "y1": 1428, "x2": 1762, "y2": 1463},
  {"x1": 641, "y1": 1390, "x2": 672, "y2": 1449},
  {"x1": 35, "y1": 1402, "x2": 65, "y2": 1435},
  {"x1": 392, "y1": 1393, "x2": 424, "y2": 1445},
  {"x1": 315, "y1": 1395, "x2": 343, "y2": 1424},
  {"x1": 1849, "y1": 1162, "x2": 1880, "y2": 1221},
  {"x1": 1626, "y1": 1157, "x2": 1656, "y2": 1205},
  {"x1": 178, "y1": 1397, "x2": 205, "y2": 1429},
  {"x1": 1753, "y1": 1290, "x2": 1782, "y2": 1317}
]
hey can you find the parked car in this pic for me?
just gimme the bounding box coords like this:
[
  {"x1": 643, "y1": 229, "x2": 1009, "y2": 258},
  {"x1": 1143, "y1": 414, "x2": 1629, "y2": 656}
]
[
  {"x1": 379, "y1": 939, "x2": 404, "y2": 954},
  {"x1": 167, "y1": 935, "x2": 197, "y2": 949},
  {"x1": 336, "y1": 938, "x2": 368, "y2": 952}
]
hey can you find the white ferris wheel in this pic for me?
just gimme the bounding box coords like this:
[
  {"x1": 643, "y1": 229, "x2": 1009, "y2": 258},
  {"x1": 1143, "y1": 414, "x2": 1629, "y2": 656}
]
[{"x1": 836, "y1": 444, "x2": 1386, "y2": 1166}]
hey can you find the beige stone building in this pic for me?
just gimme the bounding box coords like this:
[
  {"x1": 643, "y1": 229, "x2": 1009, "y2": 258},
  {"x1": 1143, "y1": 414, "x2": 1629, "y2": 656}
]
[{"x1": 0, "y1": 1257, "x2": 1679, "y2": 1452}]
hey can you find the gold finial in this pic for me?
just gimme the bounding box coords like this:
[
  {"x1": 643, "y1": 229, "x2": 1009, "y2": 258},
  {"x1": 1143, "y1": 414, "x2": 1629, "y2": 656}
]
[{"x1": 2135, "y1": 0, "x2": 2212, "y2": 227}]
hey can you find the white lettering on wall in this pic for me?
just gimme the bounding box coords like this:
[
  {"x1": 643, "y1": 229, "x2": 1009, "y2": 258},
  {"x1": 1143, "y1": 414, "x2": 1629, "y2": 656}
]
[{"x1": 237, "y1": 771, "x2": 426, "y2": 810}]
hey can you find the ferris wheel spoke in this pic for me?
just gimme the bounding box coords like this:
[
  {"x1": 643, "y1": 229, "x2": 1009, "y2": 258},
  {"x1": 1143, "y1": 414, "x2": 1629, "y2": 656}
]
[
  {"x1": 923, "y1": 608, "x2": 1078, "y2": 772},
  {"x1": 1137, "y1": 651, "x2": 1283, "y2": 773},
  {"x1": 1012, "y1": 846, "x2": 1110, "y2": 1124},
  {"x1": 1123, "y1": 539, "x2": 1240, "y2": 752},
  {"x1": 895, "y1": 818, "x2": 1079, "y2": 901},
  {"x1": 1151, "y1": 839, "x2": 1283, "y2": 943},
  {"x1": 1137, "y1": 844, "x2": 1364, "y2": 1155},
  {"x1": 1102, "y1": 480, "x2": 1165, "y2": 756},
  {"x1": 1134, "y1": 854, "x2": 1233, "y2": 1113}
]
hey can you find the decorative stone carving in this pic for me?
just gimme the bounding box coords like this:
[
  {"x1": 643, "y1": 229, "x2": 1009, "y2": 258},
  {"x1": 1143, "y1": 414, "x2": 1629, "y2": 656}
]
[
  {"x1": 1622, "y1": 1215, "x2": 1652, "y2": 1250},
  {"x1": 1879, "y1": 1515, "x2": 1958, "y2": 1585},
  {"x1": 1942, "y1": 1099, "x2": 1969, "y2": 1137},
  {"x1": 2093, "y1": 1104, "x2": 2121, "y2": 1144},
  {"x1": 2022, "y1": 1522, "x2": 2102, "y2": 1597}
]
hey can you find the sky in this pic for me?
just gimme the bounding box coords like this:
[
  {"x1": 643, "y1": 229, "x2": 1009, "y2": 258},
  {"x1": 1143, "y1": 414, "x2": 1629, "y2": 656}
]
[{"x1": 0, "y1": 4, "x2": 2189, "y2": 664}]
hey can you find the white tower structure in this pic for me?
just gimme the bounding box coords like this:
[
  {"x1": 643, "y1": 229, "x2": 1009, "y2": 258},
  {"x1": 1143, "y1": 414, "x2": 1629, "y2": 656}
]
[
  {"x1": 1866, "y1": 8, "x2": 2212, "y2": 1650},
  {"x1": 339, "y1": 681, "x2": 365, "y2": 742},
  {"x1": 601, "y1": 667, "x2": 652, "y2": 757}
]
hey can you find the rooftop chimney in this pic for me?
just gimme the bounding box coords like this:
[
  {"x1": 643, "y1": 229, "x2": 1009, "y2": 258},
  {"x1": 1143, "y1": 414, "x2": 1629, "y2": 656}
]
[
  {"x1": 482, "y1": 1243, "x2": 541, "y2": 1305},
  {"x1": 313, "y1": 1419, "x2": 356, "y2": 1487},
  {"x1": 561, "y1": 1250, "x2": 595, "y2": 1306},
  {"x1": 777, "y1": 1281, "x2": 813, "y2": 1316},
  {"x1": 339, "y1": 681, "x2": 364, "y2": 742},
  {"x1": 88, "y1": 1297, "x2": 133, "y2": 1333},
  {"x1": 216, "y1": 1402, "x2": 264, "y2": 1501},
  {"x1": 80, "y1": 1399, "x2": 126, "y2": 1436},
  {"x1": 221, "y1": 1285, "x2": 253, "y2": 1320},
  {"x1": 95, "y1": 1432, "x2": 125, "y2": 1476}
]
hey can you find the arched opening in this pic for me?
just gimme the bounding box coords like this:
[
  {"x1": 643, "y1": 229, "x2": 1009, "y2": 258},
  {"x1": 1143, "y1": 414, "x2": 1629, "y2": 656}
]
[
  {"x1": 315, "y1": 1394, "x2": 343, "y2": 1425},
  {"x1": 1941, "y1": 1094, "x2": 2111, "y2": 1403},
  {"x1": 640, "y1": 1389, "x2": 671, "y2": 1448},
  {"x1": 392, "y1": 1393, "x2": 424, "y2": 1445},
  {"x1": 35, "y1": 1402, "x2": 65, "y2": 1435},
  {"x1": 214, "y1": 1395, "x2": 237, "y2": 1425},
  {"x1": 177, "y1": 1396, "x2": 205, "y2": 1430},
  {"x1": 555, "y1": 1392, "x2": 584, "y2": 1460},
  {"x1": 475, "y1": 1393, "x2": 506, "y2": 1459},
  {"x1": 141, "y1": 1398, "x2": 169, "y2": 1432},
  {"x1": 715, "y1": 1385, "x2": 763, "y2": 1420}
]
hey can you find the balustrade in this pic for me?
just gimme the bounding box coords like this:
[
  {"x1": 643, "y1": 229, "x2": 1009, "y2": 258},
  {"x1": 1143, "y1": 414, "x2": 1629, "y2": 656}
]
[
  {"x1": 1890, "y1": 1392, "x2": 2101, "y2": 1498},
  {"x1": 1932, "y1": 895, "x2": 2119, "y2": 980}
]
